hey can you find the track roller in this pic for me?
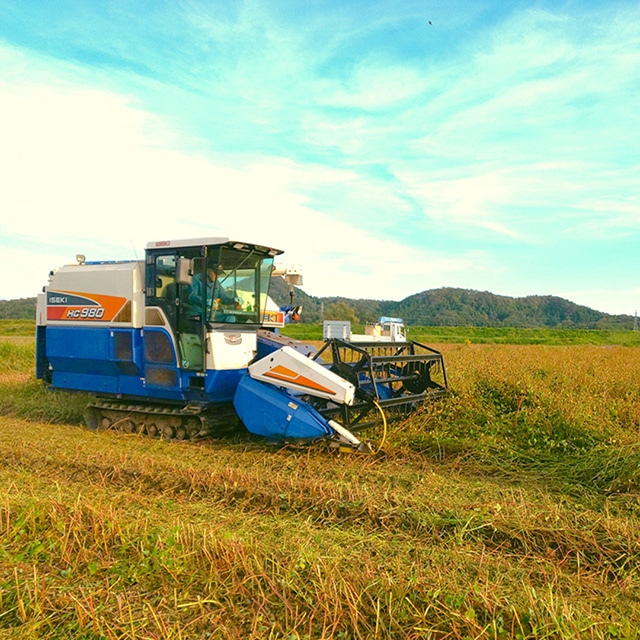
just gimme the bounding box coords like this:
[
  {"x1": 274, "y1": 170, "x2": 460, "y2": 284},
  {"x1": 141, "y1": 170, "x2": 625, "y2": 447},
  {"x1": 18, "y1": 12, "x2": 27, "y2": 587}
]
[{"x1": 83, "y1": 400, "x2": 240, "y2": 442}]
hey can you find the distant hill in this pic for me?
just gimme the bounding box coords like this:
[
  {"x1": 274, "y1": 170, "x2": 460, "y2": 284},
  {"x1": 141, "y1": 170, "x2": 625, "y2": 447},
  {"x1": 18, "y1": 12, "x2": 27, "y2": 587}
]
[
  {"x1": 2, "y1": 285, "x2": 635, "y2": 330},
  {"x1": 269, "y1": 281, "x2": 635, "y2": 330},
  {"x1": 394, "y1": 288, "x2": 614, "y2": 328}
]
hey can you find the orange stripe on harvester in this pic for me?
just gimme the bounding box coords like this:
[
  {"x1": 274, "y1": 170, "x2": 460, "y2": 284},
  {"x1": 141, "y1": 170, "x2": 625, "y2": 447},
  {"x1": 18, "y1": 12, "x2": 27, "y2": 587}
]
[{"x1": 263, "y1": 365, "x2": 337, "y2": 396}]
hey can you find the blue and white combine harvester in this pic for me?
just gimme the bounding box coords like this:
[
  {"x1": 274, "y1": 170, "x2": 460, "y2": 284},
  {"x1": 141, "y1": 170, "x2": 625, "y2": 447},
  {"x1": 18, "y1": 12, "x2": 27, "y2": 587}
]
[{"x1": 36, "y1": 238, "x2": 447, "y2": 451}]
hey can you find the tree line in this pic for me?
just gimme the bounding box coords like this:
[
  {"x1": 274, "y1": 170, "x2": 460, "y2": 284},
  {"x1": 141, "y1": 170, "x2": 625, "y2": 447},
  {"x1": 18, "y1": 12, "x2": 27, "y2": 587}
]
[{"x1": 2, "y1": 285, "x2": 635, "y2": 330}]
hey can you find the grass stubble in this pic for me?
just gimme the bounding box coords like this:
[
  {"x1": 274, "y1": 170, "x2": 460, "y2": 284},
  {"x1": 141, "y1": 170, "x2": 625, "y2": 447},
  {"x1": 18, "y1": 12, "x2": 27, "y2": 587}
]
[{"x1": 0, "y1": 335, "x2": 639, "y2": 638}]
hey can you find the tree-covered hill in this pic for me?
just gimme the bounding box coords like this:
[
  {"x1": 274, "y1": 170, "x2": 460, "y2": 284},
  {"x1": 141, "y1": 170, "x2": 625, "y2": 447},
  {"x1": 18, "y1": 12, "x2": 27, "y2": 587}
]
[
  {"x1": 393, "y1": 288, "x2": 615, "y2": 328},
  {"x1": 269, "y1": 281, "x2": 635, "y2": 330},
  {"x1": 2, "y1": 285, "x2": 635, "y2": 330}
]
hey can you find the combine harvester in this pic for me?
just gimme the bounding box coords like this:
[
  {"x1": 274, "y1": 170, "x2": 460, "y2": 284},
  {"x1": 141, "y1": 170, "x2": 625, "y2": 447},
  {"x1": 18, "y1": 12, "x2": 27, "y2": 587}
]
[{"x1": 36, "y1": 238, "x2": 447, "y2": 451}]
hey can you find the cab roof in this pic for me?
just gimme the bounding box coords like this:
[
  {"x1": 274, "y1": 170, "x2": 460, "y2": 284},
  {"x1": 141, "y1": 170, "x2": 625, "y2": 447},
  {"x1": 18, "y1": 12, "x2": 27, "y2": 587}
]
[{"x1": 146, "y1": 238, "x2": 283, "y2": 256}]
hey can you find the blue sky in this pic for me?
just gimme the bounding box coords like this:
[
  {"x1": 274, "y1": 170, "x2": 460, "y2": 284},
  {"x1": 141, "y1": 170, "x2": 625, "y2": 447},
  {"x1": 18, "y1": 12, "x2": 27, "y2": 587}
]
[{"x1": 1, "y1": 0, "x2": 638, "y2": 314}]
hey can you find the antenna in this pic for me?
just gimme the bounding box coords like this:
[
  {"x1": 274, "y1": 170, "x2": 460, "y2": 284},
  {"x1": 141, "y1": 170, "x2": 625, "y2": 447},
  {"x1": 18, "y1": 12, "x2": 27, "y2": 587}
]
[
  {"x1": 130, "y1": 239, "x2": 139, "y2": 261},
  {"x1": 130, "y1": 240, "x2": 145, "y2": 294}
]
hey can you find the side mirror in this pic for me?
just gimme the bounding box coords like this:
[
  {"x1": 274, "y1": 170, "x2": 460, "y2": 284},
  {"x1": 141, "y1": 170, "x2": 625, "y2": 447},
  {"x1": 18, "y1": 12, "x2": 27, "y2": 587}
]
[
  {"x1": 273, "y1": 263, "x2": 303, "y2": 287},
  {"x1": 176, "y1": 258, "x2": 193, "y2": 285},
  {"x1": 285, "y1": 273, "x2": 303, "y2": 286}
]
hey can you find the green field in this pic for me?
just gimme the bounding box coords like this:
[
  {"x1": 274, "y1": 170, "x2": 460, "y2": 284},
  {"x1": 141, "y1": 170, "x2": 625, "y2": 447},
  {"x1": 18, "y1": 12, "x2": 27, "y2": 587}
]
[
  {"x1": 8, "y1": 319, "x2": 640, "y2": 345},
  {"x1": 282, "y1": 322, "x2": 640, "y2": 347},
  {"x1": 1, "y1": 329, "x2": 640, "y2": 638},
  {"x1": 0, "y1": 319, "x2": 36, "y2": 337}
]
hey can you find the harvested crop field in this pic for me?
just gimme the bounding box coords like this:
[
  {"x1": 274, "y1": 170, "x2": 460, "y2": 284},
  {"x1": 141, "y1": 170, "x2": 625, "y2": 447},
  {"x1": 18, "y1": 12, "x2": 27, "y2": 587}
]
[{"x1": 1, "y1": 335, "x2": 640, "y2": 638}]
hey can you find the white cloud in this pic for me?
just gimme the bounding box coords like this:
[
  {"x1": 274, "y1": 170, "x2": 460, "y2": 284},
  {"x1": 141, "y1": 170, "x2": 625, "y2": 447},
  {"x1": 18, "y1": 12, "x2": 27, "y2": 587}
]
[
  {"x1": 320, "y1": 61, "x2": 430, "y2": 110},
  {"x1": 563, "y1": 288, "x2": 640, "y2": 316},
  {"x1": 0, "y1": 245, "x2": 73, "y2": 302},
  {"x1": 0, "y1": 61, "x2": 483, "y2": 301},
  {"x1": 395, "y1": 168, "x2": 526, "y2": 239}
]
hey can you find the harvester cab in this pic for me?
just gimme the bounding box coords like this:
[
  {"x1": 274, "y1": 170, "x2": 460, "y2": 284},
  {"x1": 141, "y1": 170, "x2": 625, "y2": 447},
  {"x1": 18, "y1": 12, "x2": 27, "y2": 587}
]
[
  {"x1": 145, "y1": 239, "x2": 280, "y2": 372},
  {"x1": 36, "y1": 238, "x2": 447, "y2": 451}
]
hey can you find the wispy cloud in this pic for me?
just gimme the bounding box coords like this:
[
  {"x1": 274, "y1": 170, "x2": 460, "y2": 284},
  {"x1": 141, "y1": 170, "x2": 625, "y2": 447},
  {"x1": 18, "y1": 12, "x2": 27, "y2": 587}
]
[
  {"x1": 0, "y1": 0, "x2": 638, "y2": 312},
  {"x1": 0, "y1": 50, "x2": 486, "y2": 300}
]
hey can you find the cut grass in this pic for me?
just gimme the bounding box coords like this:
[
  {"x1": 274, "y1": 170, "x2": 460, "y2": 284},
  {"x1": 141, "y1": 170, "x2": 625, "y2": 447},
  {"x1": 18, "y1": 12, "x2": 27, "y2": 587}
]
[
  {"x1": 2, "y1": 419, "x2": 640, "y2": 638},
  {"x1": 1, "y1": 335, "x2": 640, "y2": 637},
  {"x1": 0, "y1": 338, "x2": 88, "y2": 424}
]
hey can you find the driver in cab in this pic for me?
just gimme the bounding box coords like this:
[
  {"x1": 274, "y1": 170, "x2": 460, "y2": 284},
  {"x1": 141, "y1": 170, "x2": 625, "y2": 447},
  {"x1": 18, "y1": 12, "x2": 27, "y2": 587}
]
[{"x1": 188, "y1": 267, "x2": 236, "y2": 321}]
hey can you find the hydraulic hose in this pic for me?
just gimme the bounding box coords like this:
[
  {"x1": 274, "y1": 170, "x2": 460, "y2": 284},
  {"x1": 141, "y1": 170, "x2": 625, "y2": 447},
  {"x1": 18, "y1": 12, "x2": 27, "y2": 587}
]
[{"x1": 372, "y1": 399, "x2": 387, "y2": 455}]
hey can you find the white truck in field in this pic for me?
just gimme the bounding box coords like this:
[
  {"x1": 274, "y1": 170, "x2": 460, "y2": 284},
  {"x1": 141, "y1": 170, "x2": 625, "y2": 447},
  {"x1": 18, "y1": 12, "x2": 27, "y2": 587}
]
[{"x1": 323, "y1": 317, "x2": 407, "y2": 342}]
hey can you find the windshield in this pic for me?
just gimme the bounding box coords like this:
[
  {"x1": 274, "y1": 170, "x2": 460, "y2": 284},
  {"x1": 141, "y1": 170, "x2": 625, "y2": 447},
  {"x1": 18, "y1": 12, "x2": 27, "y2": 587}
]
[{"x1": 202, "y1": 247, "x2": 274, "y2": 324}]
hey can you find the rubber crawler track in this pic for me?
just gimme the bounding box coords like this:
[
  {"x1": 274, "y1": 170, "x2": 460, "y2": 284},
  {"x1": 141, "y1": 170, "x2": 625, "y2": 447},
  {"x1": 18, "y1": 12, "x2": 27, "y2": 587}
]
[{"x1": 84, "y1": 400, "x2": 240, "y2": 441}]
